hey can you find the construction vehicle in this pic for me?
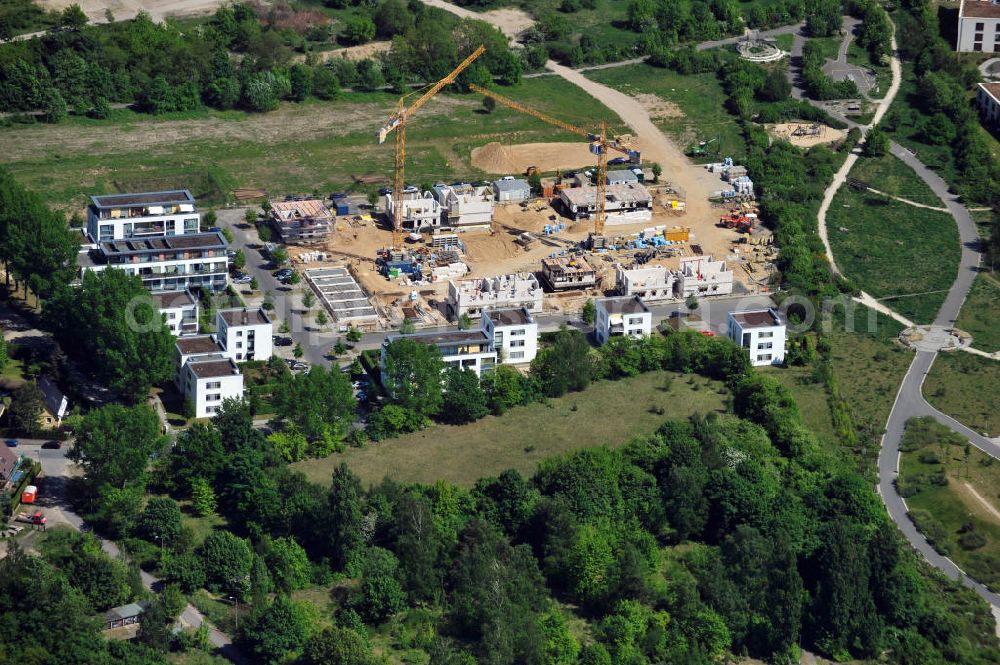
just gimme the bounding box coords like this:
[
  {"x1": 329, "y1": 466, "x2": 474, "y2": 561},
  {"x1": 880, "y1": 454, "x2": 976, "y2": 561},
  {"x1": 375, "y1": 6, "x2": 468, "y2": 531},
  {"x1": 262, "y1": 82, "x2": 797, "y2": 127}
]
[
  {"x1": 687, "y1": 136, "x2": 720, "y2": 157},
  {"x1": 468, "y1": 83, "x2": 639, "y2": 240},
  {"x1": 525, "y1": 165, "x2": 538, "y2": 177},
  {"x1": 377, "y1": 45, "x2": 486, "y2": 248},
  {"x1": 718, "y1": 212, "x2": 755, "y2": 233}
]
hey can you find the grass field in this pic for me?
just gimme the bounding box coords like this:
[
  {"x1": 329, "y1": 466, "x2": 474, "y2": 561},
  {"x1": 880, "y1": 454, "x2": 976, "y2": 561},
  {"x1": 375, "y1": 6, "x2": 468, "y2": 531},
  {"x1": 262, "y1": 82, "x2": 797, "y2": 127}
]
[
  {"x1": 773, "y1": 33, "x2": 794, "y2": 52},
  {"x1": 760, "y1": 364, "x2": 839, "y2": 449},
  {"x1": 827, "y1": 156, "x2": 960, "y2": 324},
  {"x1": 827, "y1": 305, "x2": 911, "y2": 469},
  {"x1": 586, "y1": 63, "x2": 745, "y2": 162},
  {"x1": 924, "y1": 352, "x2": 1000, "y2": 437},
  {"x1": 292, "y1": 370, "x2": 727, "y2": 488},
  {"x1": 0, "y1": 77, "x2": 624, "y2": 212},
  {"x1": 848, "y1": 153, "x2": 941, "y2": 206},
  {"x1": 900, "y1": 417, "x2": 1000, "y2": 589},
  {"x1": 810, "y1": 36, "x2": 843, "y2": 63},
  {"x1": 954, "y1": 273, "x2": 1000, "y2": 353}
]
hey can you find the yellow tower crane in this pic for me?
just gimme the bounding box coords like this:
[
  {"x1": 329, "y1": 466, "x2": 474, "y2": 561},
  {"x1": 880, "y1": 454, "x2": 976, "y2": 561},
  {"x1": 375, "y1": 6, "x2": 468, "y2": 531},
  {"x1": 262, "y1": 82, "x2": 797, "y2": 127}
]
[
  {"x1": 377, "y1": 45, "x2": 486, "y2": 249},
  {"x1": 468, "y1": 83, "x2": 640, "y2": 240}
]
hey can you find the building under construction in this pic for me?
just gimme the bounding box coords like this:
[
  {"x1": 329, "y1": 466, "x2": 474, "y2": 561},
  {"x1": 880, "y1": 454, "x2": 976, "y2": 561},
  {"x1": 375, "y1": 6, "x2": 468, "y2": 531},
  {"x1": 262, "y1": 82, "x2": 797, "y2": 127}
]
[
  {"x1": 675, "y1": 256, "x2": 734, "y2": 298},
  {"x1": 558, "y1": 183, "x2": 653, "y2": 224},
  {"x1": 447, "y1": 273, "x2": 543, "y2": 318},
  {"x1": 615, "y1": 264, "x2": 676, "y2": 301},
  {"x1": 433, "y1": 183, "x2": 494, "y2": 227},
  {"x1": 269, "y1": 198, "x2": 333, "y2": 245},
  {"x1": 541, "y1": 256, "x2": 597, "y2": 291}
]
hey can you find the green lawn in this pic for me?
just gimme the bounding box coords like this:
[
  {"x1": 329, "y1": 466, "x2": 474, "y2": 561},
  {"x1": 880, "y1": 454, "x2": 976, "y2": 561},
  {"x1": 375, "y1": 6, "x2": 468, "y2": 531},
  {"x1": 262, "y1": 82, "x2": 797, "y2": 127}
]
[
  {"x1": 848, "y1": 153, "x2": 940, "y2": 206},
  {"x1": 953, "y1": 273, "x2": 1000, "y2": 353},
  {"x1": 827, "y1": 156, "x2": 960, "y2": 324},
  {"x1": 900, "y1": 417, "x2": 1000, "y2": 590},
  {"x1": 810, "y1": 36, "x2": 843, "y2": 63},
  {"x1": 586, "y1": 64, "x2": 744, "y2": 162},
  {"x1": 0, "y1": 77, "x2": 624, "y2": 211},
  {"x1": 760, "y1": 363, "x2": 839, "y2": 450},
  {"x1": 773, "y1": 33, "x2": 794, "y2": 52},
  {"x1": 924, "y1": 352, "x2": 1000, "y2": 437},
  {"x1": 827, "y1": 305, "x2": 911, "y2": 470},
  {"x1": 292, "y1": 370, "x2": 727, "y2": 488}
]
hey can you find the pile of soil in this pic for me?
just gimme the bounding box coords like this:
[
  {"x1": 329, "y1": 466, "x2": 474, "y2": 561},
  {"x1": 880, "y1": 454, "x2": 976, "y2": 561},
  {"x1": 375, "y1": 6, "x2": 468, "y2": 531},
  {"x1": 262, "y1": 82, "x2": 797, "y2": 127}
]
[{"x1": 471, "y1": 142, "x2": 516, "y2": 173}]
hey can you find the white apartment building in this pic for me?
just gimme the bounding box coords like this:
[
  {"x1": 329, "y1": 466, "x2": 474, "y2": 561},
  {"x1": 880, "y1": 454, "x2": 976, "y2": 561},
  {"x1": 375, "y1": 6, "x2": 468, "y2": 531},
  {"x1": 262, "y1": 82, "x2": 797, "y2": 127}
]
[
  {"x1": 434, "y1": 183, "x2": 494, "y2": 227},
  {"x1": 595, "y1": 296, "x2": 652, "y2": 345},
  {"x1": 179, "y1": 356, "x2": 244, "y2": 418},
  {"x1": 381, "y1": 329, "x2": 497, "y2": 381},
  {"x1": 976, "y1": 82, "x2": 1000, "y2": 127},
  {"x1": 675, "y1": 256, "x2": 734, "y2": 299},
  {"x1": 79, "y1": 232, "x2": 230, "y2": 293},
  {"x1": 86, "y1": 190, "x2": 200, "y2": 242},
  {"x1": 174, "y1": 335, "x2": 227, "y2": 387},
  {"x1": 481, "y1": 308, "x2": 538, "y2": 365},
  {"x1": 215, "y1": 308, "x2": 273, "y2": 362},
  {"x1": 727, "y1": 309, "x2": 786, "y2": 366},
  {"x1": 447, "y1": 273, "x2": 544, "y2": 318},
  {"x1": 615, "y1": 264, "x2": 676, "y2": 301},
  {"x1": 957, "y1": 0, "x2": 1000, "y2": 52},
  {"x1": 385, "y1": 192, "x2": 444, "y2": 232},
  {"x1": 153, "y1": 290, "x2": 199, "y2": 336}
]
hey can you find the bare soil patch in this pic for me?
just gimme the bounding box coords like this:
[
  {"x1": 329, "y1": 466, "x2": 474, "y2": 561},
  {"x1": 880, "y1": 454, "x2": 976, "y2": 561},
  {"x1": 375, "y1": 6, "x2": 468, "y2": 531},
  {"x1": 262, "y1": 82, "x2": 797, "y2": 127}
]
[
  {"x1": 634, "y1": 93, "x2": 684, "y2": 120},
  {"x1": 765, "y1": 122, "x2": 846, "y2": 148},
  {"x1": 306, "y1": 41, "x2": 392, "y2": 63},
  {"x1": 471, "y1": 141, "x2": 597, "y2": 174}
]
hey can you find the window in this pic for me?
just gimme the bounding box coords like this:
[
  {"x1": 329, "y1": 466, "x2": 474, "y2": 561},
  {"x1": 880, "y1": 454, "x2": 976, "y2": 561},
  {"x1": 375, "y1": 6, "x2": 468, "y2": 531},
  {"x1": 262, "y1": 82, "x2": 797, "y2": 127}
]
[
  {"x1": 99, "y1": 224, "x2": 115, "y2": 240},
  {"x1": 509, "y1": 351, "x2": 524, "y2": 360},
  {"x1": 757, "y1": 354, "x2": 772, "y2": 362},
  {"x1": 236, "y1": 342, "x2": 242, "y2": 349},
  {"x1": 758, "y1": 342, "x2": 773, "y2": 350},
  {"x1": 975, "y1": 43, "x2": 983, "y2": 51},
  {"x1": 511, "y1": 329, "x2": 525, "y2": 336},
  {"x1": 977, "y1": 22, "x2": 985, "y2": 31},
  {"x1": 510, "y1": 340, "x2": 525, "y2": 348},
  {"x1": 237, "y1": 331, "x2": 243, "y2": 337},
  {"x1": 184, "y1": 218, "x2": 199, "y2": 233},
  {"x1": 168, "y1": 312, "x2": 176, "y2": 320},
  {"x1": 759, "y1": 331, "x2": 773, "y2": 338},
  {"x1": 207, "y1": 393, "x2": 221, "y2": 402},
  {"x1": 207, "y1": 381, "x2": 221, "y2": 389},
  {"x1": 207, "y1": 406, "x2": 219, "y2": 414},
  {"x1": 975, "y1": 32, "x2": 984, "y2": 41}
]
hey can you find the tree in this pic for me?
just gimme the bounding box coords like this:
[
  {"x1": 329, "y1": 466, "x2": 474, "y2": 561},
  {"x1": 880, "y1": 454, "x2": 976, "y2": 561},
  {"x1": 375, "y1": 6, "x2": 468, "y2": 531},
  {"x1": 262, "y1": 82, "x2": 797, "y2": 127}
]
[
  {"x1": 250, "y1": 277, "x2": 259, "y2": 291},
  {"x1": 316, "y1": 310, "x2": 328, "y2": 328},
  {"x1": 343, "y1": 15, "x2": 376, "y2": 45},
  {"x1": 45, "y1": 270, "x2": 175, "y2": 401},
  {"x1": 60, "y1": 4, "x2": 88, "y2": 29},
  {"x1": 530, "y1": 328, "x2": 593, "y2": 397},
  {"x1": 685, "y1": 294, "x2": 699, "y2": 310},
  {"x1": 197, "y1": 531, "x2": 252, "y2": 593},
  {"x1": 806, "y1": 0, "x2": 840, "y2": 36},
  {"x1": 458, "y1": 313, "x2": 472, "y2": 330},
  {"x1": 481, "y1": 364, "x2": 527, "y2": 415},
  {"x1": 351, "y1": 547, "x2": 405, "y2": 623},
  {"x1": 312, "y1": 66, "x2": 340, "y2": 100},
  {"x1": 302, "y1": 290, "x2": 316, "y2": 309},
  {"x1": 758, "y1": 67, "x2": 791, "y2": 101},
  {"x1": 390, "y1": 493, "x2": 446, "y2": 603},
  {"x1": 355, "y1": 59, "x2": 385, "y2": 91},
  {"x1": 8, "y1": 382, "x2": 43, "y2": 435},
  {"x1": 302, "y1": 627, "x2": 375, "y2": 665},
  {"x1": 347, "y1": 327, "x2": 363, "y2": 343},
  {"x1": 440, "y1": 367, "x2": 488, "y2": 424},
  {"x1": 191, "y1": 477, "x2": 218, "y2": 516},
  {"x1": 42, "y1": 87, "x2": 67, "y2": 123},
  {"x1": 233, "y1": 249, "x2": 246, "y2": 271},
  {"x1": 167, "y1": 423, "x2": 226, "y2": 493},
  {"x1": 375, "y1": 0, "x2": 414, "y2": 38},
  {"x1": 293, "y1": 343, "x2": 304, "y2": 359},
  {"x1": 381, "y1": 338, "x2": 445, "y2": 418},
  {"x1": 241, "y1": 73, "x2": 279, "y2": 112},
  {"x1": 71, "y1": 404, "x2": 163, "y2": 489},
  {"x1": 482, "y1": 96, "x2": 497, "y2": 113},
  {"x1": 326, "y1": 463, "x2": 363, "y2": 570},
  {"x1": 863, "y1": 126, "x2": 889, "y2": 157},
  {"x1": 136, "y1": 597, "x2": 171, "y2": 651},
  {"x1": 239, "y1": 595, "x2": 314, "y2": 665},
  {"x1": 244, "y1": 208, "x2": 258, "y2": 225},
  {"x1": 581, "y1": 298, "x2": 596, "y2": 324},
  {"x1": 265, "y1": 537, "x2": 312, "y2": 593},
  {"x1": 270, "y1": 246, "x2": 289, "y2": 265},
  {"x1": 136, "y1": 497, "x2": 182, "y2": 546},
  {"x1": 289, "y1": 64, "x2": 313, "y2": 101},
  {"x1": 651, "y1": 162, "x2": 662, "y2": 183}
]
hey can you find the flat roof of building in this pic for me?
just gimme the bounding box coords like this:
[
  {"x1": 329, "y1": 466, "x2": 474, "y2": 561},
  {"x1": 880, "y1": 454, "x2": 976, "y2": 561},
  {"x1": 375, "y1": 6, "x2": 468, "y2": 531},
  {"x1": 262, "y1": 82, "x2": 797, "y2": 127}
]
[
  {"x1": 730, "y1": 309, "x2": 781, "y2": 328},
  {"x1": 542, "y1": 256, "x2": 595, "y2": 274},
  {"x1": 100, "y1": 232, "x2": 226, "y2": 256},
  {"x1": 187, "y1": 357, "x2": 240, "y2": 379},
  {"x1": 105, "y1": 602, "x2": 149, "y2": 621},
  {"x1": 91, "y1": 190, "x2": 194, "y2": 209},
  {"x1": 487, "y1": 308, "x2": 534, "y2": 326},
  {"x1": 980, "y1": 82, "x2": 1000, "y2": 104},
  {"x1": 962, "y1": 0, "x2": 1000, "y2": 19},
  {"x1": 560, "y1": 182, "x2": 652, "y2": 206},
  {"x1": 494, "y1": 178, "x2": 530, "y2": 192},
  {"x1": 176, "y1": 335, "x2": 223, "y2": 355},
  {"x1": 151, "y1": 290, "x2": 197, "y2": 309},
  {"x1": 600, "y1": 296, "x2": 649, "y2": 314},
  {"x1": 607, "y1": 169, "x2": 639, "y2": 180},
  {"x1": 387, "y1": 329, "x2": 489, "y2": 346},
  {"x1": 218, "y1": 308, "x2": 270, "y2": 326}
]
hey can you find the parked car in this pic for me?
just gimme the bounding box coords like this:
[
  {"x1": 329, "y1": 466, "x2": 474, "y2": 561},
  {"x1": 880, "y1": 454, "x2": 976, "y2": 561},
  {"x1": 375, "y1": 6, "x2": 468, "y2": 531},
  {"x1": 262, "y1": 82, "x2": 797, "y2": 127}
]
[
  {"x1": 41, "y1": 441, "x2": 62, "y2": 450},
  {"x1": 273, "y1": 335, "x2": 293, "y2": 347},
  {"x1": 356, "y1": 390, "x2": 367, "y2": 402},
  {"x1": 378, "y1": 187, "x2": 392, "y2": 195},
  {"x1": 4, "y1": 439, "x2": 17, "y2": 447},
  {"x1": 288, "y1": 360, "x2": 309, "y2": 371},
  {"x1": 232, "y1": 272, "x2": 252, "y2": 284},
  {"x1": 608, "y1": 157, "x2": 627, "y2": 165}
]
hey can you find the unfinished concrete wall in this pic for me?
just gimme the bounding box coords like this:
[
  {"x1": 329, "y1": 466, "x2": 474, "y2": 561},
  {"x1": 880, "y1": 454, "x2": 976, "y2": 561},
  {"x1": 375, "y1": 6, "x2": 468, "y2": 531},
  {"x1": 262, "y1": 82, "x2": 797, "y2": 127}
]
[{"x1": 615, "y1": 264, "x2": 676, "y2": 301}]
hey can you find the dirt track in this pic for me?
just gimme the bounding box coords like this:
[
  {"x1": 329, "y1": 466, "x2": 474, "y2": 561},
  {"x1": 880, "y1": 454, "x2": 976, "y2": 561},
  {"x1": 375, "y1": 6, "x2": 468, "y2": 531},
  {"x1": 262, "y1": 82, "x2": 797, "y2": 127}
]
[{"x1": 36, "y1": 0, "x2": 231, "y2": 22}]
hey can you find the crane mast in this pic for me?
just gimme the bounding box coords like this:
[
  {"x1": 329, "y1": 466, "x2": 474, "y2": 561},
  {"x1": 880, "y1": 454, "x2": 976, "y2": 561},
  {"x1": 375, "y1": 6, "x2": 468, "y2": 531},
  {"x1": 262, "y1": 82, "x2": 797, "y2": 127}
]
[{"x1": 378, "y1": 45, "x2": 486, "y2": 248}]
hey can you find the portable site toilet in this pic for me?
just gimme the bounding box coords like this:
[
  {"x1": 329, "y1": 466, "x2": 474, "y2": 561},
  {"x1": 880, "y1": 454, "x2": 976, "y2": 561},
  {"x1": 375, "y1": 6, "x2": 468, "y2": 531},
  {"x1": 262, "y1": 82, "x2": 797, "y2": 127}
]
[{"x1": 22, "y1": 485, "x2": 37, "y2": 504}]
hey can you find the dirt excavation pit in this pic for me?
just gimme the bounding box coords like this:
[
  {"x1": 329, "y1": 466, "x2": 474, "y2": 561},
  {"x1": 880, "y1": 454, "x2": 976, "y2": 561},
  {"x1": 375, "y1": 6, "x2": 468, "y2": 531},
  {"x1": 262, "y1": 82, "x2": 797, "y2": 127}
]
[
  {"x1": 765, "y1": 122, "x2": 846, "y2": 148},
  {"x1": 471, "y1": 142, "x2": 599, "y2": 175},
  {"x1": 634, "y1": 93, "x2": 684, "y2": 120}
]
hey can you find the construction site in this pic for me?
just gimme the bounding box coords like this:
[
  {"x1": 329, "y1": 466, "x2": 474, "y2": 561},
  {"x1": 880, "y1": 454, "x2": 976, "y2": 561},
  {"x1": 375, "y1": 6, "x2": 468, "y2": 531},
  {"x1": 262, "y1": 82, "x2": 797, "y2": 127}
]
[{"x1": 273, "y1": 46, "x2": 779, "y2": 330}]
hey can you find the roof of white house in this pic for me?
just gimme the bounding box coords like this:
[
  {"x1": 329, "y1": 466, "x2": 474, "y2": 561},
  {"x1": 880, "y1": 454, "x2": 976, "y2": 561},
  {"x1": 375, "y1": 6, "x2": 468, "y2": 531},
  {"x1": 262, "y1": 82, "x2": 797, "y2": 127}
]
[
  {"x1": 151, "y1": 290, "x2": 198, "y2": 309},
  {"x1": 90, "y1": 190, "x2": 194, "y2": 209},
  {"x1": 218, "y1": 308, "x2": 270, "y2": 326},
  {"x1": 961, "y1": 0, "x2": 1000, "y2": 19},
  {"x1": 187, "y1": 357, "x2": 240, "y2": 379},
  {"x1": 494, "y1": 179, "x2": 530, "y2": 192},
  {"x1": 979, "y1": 82, "x2": 1000, "y2": 104},
  {"x1": 176, "y1": 335, "x2": 223, "y2": 355},
  {"x1": 487, "y1": 308, "x2": 534, "y2": 326},
  {"x1": 599, "y1": 296, "x2": 649, "y2": 314},
  {"x1": 730, "y1": 309, "x2": 782, "y2": 328}
]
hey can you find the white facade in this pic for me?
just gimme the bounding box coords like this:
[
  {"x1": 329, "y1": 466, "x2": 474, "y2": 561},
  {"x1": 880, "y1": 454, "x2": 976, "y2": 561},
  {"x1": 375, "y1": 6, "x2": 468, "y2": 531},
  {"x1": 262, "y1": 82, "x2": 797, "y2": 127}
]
[
  {"x1": 215, "y1": 308, "x2": 273, "y2": 362},
  {"x1": 595, "y1": 296, "x2": 652, "y2": 345},
  {"x1": 80, "y1": 232, "x2": 230, "y2": 293},
  {"x1": 675, "y1": 256, "x2": 734, "y2": 298},
  {"x1": 615, "y1": 264, "x2": 676, "y2": 301},
  {"x1": 957, "y1": 0, "x2": 1000, "y2": 52},
  {"x1": 727, "y1": 309, "x2": 786, "y2": 366},
  {"x1": 179, "y1": 356, "x2": 244, "y2": 418},
  {"x1": 87, "y1": 190, "x2": 200, "y2": 243},
  {"x1": 434, "y1": 183, "x2": 495, "y2": 227},
  {"x1": 481, "y1": 308, "x2": 538, "y2": 365},
  {"x1": 977, "y1": 83, "x2": 1000, "y2": 127},
  {"x1": 447, "y1": 273, "x2": 544, "y2": 318},
  {"x1": 386, "y1": 192, "x2": 443, "y2": 231},
  {"x1": 606, "y1": 169, "x2": 639, "y2": 185},
  {"x1": 381, "y1": 330, "x2": 497, "y2": 382},
  {"x1": 153, "y1": 290, "x2": 199, "y2": 336}
]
